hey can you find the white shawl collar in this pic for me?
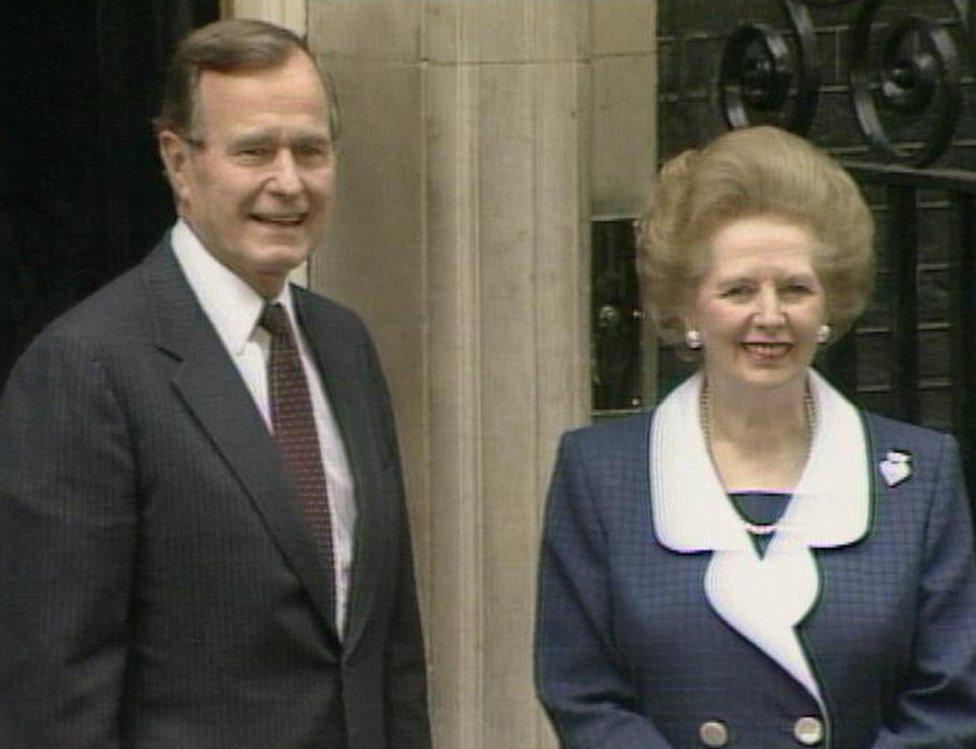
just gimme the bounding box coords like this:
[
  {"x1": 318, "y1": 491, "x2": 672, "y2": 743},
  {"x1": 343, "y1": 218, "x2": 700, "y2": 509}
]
[{"x1": 649, "y1": 370, "x2": 871, "y2": 705}]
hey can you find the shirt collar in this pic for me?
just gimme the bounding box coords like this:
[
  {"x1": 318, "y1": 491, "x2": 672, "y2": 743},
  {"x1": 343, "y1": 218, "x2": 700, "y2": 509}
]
[
  {"x1": 649, "y1": 369, "x2": 871, "y2": 552},
  {"x1": 171, "y1": 219, "x2": 295, "y2": 355}
]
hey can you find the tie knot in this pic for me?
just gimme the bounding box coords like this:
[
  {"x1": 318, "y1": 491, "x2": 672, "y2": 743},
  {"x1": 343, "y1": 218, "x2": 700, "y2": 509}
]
[{"x1": 259, "y1": 302, "x2": 290, "y2": 338}]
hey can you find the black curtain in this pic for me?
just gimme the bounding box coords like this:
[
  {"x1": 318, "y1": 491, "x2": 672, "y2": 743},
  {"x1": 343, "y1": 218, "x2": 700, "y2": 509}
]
[{"x1": 0, "y1": 0, "x2": 219, "y2": 386}]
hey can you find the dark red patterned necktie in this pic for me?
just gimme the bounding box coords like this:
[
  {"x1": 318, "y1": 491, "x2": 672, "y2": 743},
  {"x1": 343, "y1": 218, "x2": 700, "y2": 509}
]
[{"x1": 260, "y1": 303, "x2": 336, "y2": 603}]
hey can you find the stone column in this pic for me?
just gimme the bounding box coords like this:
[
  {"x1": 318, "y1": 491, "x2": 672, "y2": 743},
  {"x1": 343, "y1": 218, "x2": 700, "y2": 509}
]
[
  {"x1": 222, "y1": 0, "x2": 305, "y2": 34},
  {"x1": 307, "y1": 3, "x2": 590, "y2": 746}
]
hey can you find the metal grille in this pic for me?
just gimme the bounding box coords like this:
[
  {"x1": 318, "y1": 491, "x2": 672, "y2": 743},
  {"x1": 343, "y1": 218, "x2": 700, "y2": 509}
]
[{"x1": 593, "y1": 0, "x2": 976, "y2": 491}]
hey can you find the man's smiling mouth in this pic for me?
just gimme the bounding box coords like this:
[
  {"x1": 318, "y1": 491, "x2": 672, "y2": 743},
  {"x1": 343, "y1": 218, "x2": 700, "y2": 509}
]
[{"x1": 251, "y1": 212, "x2": 305, "y2": 225}]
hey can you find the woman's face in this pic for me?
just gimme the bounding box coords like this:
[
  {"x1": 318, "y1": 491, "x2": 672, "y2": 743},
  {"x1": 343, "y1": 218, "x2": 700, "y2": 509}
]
[{"x1": 687, "y1": 216, "x2": 827, "y2": 396}]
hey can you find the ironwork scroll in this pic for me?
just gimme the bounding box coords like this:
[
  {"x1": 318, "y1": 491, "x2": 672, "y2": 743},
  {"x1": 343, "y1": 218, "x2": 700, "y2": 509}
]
[{"x1": 718, "y1": 0, "x2": 972, "y2": 166}]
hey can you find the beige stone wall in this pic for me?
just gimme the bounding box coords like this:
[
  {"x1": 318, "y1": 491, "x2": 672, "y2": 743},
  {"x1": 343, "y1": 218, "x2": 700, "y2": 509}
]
[
  {"x1": 222, "y1": 0, "x2": 305, "y2": 33},
  {"x1": 228, "y1": 1, "x2": 657, "y2": 746},
  {"x1": 591, "y1": 1, "x2": 657, "y2": 217}
]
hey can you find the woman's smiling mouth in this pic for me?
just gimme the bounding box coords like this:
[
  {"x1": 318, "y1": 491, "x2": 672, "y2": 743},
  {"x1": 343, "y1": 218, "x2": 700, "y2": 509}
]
[{"x1": 742, "y1": 341, "x2": 792, "y2": 360}]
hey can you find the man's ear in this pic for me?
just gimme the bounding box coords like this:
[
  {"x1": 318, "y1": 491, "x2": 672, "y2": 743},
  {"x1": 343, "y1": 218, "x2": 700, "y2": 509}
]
[{"x1": 158, "y1": 130, "x2": 191, "y2": 200}]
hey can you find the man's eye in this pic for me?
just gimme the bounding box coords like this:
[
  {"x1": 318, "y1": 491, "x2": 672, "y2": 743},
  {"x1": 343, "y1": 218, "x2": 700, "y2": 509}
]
[
  {"x1": 296, "y1": 143, "x2": 333, "y2": 162},
  {"x1": 237, "y1": 147, "x2": 271, "y2": 159}
]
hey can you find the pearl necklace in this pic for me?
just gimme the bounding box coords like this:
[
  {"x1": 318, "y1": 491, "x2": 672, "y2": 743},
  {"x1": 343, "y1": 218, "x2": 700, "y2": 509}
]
[{"x1": 700, "y1": 379, "x2": 816, "y2": 536}]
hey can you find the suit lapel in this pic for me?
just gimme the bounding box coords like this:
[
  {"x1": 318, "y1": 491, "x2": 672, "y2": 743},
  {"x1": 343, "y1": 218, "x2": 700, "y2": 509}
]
[
  {"x1": 141, "y1": 242, "x2": 341, "y2": 651},
  {"x1": 294, "y1": 288, "x2": 391, "y2": 658}
]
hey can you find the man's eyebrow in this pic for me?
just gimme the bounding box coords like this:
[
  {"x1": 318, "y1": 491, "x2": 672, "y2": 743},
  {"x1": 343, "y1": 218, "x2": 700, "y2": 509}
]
[
  {"x1": 228, "y1": 127, "x2": 332, "y2": 146},
  {"x1": 292, "y1": 132, "x2": 334, "y2": 146},
  {"x1": 715, "y1": 274, "x2": 753, "y2": 287},
  {"x1": 227, "y1": 130, "x2": 275, "y2": 148}
]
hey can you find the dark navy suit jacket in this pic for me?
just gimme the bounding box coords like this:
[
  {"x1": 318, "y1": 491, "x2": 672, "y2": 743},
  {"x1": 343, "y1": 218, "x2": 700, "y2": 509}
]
[
  {"x1": 0, "y1": 240, "x2": 430, "y2": 748},
  {"x1": 535, "y1": 384, "x2": 976, "y2": 748}
]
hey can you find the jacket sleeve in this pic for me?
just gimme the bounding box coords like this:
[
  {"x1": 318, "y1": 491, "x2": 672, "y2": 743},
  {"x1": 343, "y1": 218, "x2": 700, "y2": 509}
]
[
  {"x1": 382, "y1": 488, "x2": 431, "y2": 749},
  {"x1": 360, "y1": 332, "x2": 431, "y2": 749},
  {"x1": 534, "y1": 432, "x2": 676, "y2": 749},
  {"x1": 0, "y1": 333, "x2": 136, "y2": 748},
  {"x1": 872, "y1": 434, "x2": 976, "y2": 748}
]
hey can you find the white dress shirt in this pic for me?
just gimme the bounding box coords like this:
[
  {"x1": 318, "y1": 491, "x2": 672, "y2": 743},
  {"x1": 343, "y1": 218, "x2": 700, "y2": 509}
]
[{"x1": 171, "y1": 219, "x2": 356, "y2": 638}]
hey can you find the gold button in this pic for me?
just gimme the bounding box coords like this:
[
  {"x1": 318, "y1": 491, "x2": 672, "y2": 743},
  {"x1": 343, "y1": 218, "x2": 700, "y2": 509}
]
[
  {"x1": 699, "y1": 719, "x2": 729, "y2": 747},
  {"x1": 793, "y1": 716, "x2": 824, "y2": 745}
]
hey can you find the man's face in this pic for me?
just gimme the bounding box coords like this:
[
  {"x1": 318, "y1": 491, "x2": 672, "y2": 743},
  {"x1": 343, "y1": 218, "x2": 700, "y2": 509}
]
[{"x1": 160, "y1": 50, "x2": 335, "y2": 296}]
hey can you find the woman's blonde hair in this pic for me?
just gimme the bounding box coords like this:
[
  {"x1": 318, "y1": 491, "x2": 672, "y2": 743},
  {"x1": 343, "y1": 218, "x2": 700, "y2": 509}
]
[{"x1": 637, "y1": 125, "x2": 875, "y2": 345}]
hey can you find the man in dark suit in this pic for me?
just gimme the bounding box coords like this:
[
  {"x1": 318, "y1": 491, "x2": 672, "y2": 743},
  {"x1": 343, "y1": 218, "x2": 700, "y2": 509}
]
[{"x1": 0, "y1": 19, "x2": 430, "y2": 748}]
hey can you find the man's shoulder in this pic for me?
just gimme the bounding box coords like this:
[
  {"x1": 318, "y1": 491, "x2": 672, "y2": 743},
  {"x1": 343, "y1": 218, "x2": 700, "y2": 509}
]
[
  {"x1": 46, "y1": 257, "x2": 154, "y2": 341},
  {"x1": 292, "y1": 283, "x2": 357, "y2": 317},
  {"x1": 291, "y1": 284, "x2": 373, "y2": 343},
  {"x1": 20, "y1": 240, "x2": 170, "y2": 361}
]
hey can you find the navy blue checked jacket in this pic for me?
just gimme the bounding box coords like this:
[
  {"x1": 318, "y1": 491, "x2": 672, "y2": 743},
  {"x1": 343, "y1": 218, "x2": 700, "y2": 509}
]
[{"x1": 535, "y1": 377, "x2": 976, "y2": 748}]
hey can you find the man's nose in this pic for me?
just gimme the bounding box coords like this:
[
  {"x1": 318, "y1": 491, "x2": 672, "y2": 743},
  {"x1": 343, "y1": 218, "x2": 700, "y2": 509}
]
[{"x1": 268, "y1": 149, "x2": 302, "y2": 194}]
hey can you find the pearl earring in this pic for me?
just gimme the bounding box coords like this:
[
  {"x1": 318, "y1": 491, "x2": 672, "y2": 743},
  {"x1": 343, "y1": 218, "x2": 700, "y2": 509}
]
[
  {"x1": 817, "y1": 324, "x2": 831, "y2": 344},
  {"x1": 685, "y1": 329, "x2": 702, "y2": 350}
]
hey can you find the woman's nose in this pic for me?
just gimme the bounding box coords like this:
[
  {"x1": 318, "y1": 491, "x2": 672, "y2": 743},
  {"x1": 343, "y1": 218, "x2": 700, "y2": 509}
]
[{"x1": 754, "y1": 287, "x2": 785, "y2": 327}]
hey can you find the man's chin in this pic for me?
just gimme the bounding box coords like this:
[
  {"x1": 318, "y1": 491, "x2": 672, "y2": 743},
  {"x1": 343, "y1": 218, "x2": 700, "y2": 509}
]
[
  {"x1": 238, "y1": 259, "x2": 306, "y2": 296},
  {"x1": 248, "y1": 242, "x2": 313, "y2": 269}
]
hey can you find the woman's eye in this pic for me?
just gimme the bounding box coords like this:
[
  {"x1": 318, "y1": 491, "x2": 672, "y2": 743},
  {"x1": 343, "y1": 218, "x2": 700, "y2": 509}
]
[
  {"x1": 783, "y1": 284, "x2": 812, "y2": 296},
  {"x1": 721, "y1": 286, "x2": 751, "y2": 298}
]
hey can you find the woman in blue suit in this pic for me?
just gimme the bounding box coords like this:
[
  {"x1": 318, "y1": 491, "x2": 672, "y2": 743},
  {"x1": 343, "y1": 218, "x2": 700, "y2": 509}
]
[{"x1": 535, "y1": 126, "x2": 976, "y2": 748}]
